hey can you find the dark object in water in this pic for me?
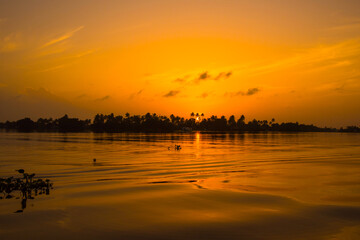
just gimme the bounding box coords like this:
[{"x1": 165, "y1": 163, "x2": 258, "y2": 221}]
[
  {"x1": 175, "y1": 144, "x2": 181, "y2": 150},
  {"x1": 93, "y1": 158, "x2": 96, "y2": 162},
  {"x1": 1, "y1": 169, "x2": 53, "y2": 213}
]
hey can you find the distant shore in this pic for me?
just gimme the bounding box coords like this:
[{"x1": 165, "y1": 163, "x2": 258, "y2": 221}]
[{"x1": 0, "y1": 113, "x2": 359, "y2": 133}]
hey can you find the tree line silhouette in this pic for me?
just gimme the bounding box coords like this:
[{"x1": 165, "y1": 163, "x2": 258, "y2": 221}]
[{"x1": 0, "y1": 113, "x2": 358, "y2": 133}]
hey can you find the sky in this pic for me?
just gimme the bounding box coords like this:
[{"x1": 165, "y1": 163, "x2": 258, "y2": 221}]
[{"x1": 0, "y1": 0, "x2": 360, "y2": 127}]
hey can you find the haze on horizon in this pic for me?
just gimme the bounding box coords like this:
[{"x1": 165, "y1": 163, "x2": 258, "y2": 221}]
[{"x1": 0, "y1": 0, "x2": 359, "y2": 128}]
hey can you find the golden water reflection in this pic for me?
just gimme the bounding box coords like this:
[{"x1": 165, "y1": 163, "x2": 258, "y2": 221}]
[{"x1": 0, "y1": 132, "x2": 360, "y2": 239}]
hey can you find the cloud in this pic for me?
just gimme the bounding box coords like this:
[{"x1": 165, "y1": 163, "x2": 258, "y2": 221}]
[
  {"x1": 214, "y1": 71, "x2": 232, "y2": 80},
  {"x1": 76, "y1": 94, "x2": 88, "y2": 99},
  {"x1": 36, "y1": 46, "x2": 68, "y2": 57},
  {"x1": 327, "y1": 19, "x2": 360, "y2": 32},
  {"x1": 246, "y1": 88, "x2": 260, "y2": 95},
  {"x1": 173, "y1": 71, "x2": 232, "y2": 85},
  {"x1": 304, "y1": 60, "x2": 352, "y2": 74},
  {"x1": 173, "y1": 75, "x2": 189, "y2": 83},
  {"x1": 38, "y1": 48, "x2": 95, "y2": 59},
  {"x1": 163, "y1": 90, "x2": 180, "y2": 97},
  {"x1": 193, "y1": 71, "x2": 211, "y2": 84},
  {"x1": 41, "y1": 26, "x2": 84, "y2": 48},
  {"x1": 95, "y1": 95, "x2": 110, "y2": 101},
  {"x1": 225, "y1": 88, "x2": 260, "y2": 97},
  {"x1": 172, "y1": 71, "x2": 233, "y2": 86},
  {"x1": 334, "y1": 84, "x2": 346, "y2": 92},
  {"x1": 174, "y1": 78, "x2": 186, "y2": 83},
  {"x1": 37, "y1": 64, "x2": 66, "y2": 73},
  {"x1": 242, "y1": 38, "x2": 360, "y2": 77},
  {"x1": 129, "y1": 89, "x2": 144, "y2": 99},
  {"x1": 199, "y1": 72, "x2": 210, "y2": 80},
  {"x1": 67, "y1": 49, "x2": 95, "y2": 59}
]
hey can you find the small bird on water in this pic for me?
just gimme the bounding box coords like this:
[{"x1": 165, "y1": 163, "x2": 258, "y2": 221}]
[{"x1": 93, "y1": 158, "x2": 96, "y2": 163}]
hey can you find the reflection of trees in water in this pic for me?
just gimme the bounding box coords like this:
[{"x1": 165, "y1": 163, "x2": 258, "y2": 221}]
[{"x1": 0, "y1": 170, "x2": 53, "y2": 213}]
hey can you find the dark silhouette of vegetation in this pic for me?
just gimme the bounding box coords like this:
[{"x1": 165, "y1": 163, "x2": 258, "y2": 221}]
[
  {"x1": 0, "y1": 169, "x2": 53, "y2": 213},
  {"x1": 0, "y1": 115, "x2": 90, "y2": 132},
  {"x1": 0, "y1": 112, "x2": 357, "y2": 133},
  {"x1": 339, "y1": 126, "x2": 360, "y2": 133}
]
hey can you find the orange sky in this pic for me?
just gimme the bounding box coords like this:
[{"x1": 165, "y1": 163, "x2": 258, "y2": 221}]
[{"x1": 0, "y1": 0, "x2": 360, "y2": 127}]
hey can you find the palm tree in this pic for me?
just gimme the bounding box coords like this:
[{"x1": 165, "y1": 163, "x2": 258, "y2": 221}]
[
  {"x1": 170, "y1": 114, "x2": 175, "y2": 123},
  {"x1": 240, "y1": 115, "x2": 245, "y2": 122}
]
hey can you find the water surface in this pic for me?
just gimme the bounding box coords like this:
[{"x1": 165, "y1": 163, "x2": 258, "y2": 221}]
[{"x1": 1, "y1": 132, "x2": 360, "y2": 239}]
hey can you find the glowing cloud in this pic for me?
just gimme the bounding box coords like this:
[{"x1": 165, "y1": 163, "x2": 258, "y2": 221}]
[
  {"x1": 95, "y1": 95, "x2": 111, "y2": 101},
  {"x1": 163, "y1": 90, "x2": 180, "y2": 97},
  {"x1": 225, "y1": 88, "x2": 260, "y2": 97},
  {"x1": 41, "y1": 26, "x2": 84, "y2": 48}
]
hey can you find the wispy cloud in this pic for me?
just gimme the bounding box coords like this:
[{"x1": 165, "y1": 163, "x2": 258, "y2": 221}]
[
  {"x1": 334, "y1": 84, "x2": 346, "y2": 93},
  {"x1": 311, "y1": 72, "x2": 360, "y2": 94},
  {"x1": 37, "y1": 47, "x2": 94, "y2": 59},
  {"x1": 326, "y1": 19, "x2": 360, "y2": 32},
  {"x1": 163, "y1": 90, "x2": 180, "y2": 97},
  {"x1": 129, "y1": 89, "x2": 144, "y2": 100},
  {"x1": 173, "y1": 71, "x2": 233, "y2": 85},
  {"x1": 242, "y1": 39, "x2": 360, "y2": 77},
  {"x1": 173, "y1": 75, "x2": 190, "y2": 83},
  {"x1": 36, "y1": 45, "x2": 68, "y2": 57},
  {"x1": 225, "y1": 88, "x2": 260, "y2": 97},
  {"x1": 95, "y1": 95, "x2": 110, "y2": 101},
  {"x1": 32, "y1": 49, "x2": 95, "y2": 73},
  {"x1": 41, "y1": 26, "x2": 84, "y2": 48},
  {"x1": 66, "y1": 49, "x2": 95, "y2": 59},
  {"x1": 304, "y1": 60, "x2": 352, "y2": 73},
  {"x1": 214, "y1": 71, "x2": 232, "y2": 80},
  {"x1": 76, "y1": 94, "x2": 88, "y2": 99},
  {"x1": 37, "y1": 64, "x2": 66, "y2": 73}
]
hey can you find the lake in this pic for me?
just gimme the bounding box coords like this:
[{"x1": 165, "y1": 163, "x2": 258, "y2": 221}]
[{"x1": 0, "y1": 132, "x2": 360, "y2": 239}]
